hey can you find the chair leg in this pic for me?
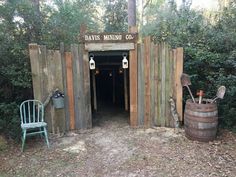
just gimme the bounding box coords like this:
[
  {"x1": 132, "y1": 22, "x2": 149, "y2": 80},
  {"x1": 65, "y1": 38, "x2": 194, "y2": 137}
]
[
  {"x1": 43, "y1": 127, "x2": 50, "y2": 148},
  {"x1": 21, "y1": 129, "x2": 27, "y2": 152},
  {"x1": 40, "y1": 127, "x2": 44, "y2": 139}
]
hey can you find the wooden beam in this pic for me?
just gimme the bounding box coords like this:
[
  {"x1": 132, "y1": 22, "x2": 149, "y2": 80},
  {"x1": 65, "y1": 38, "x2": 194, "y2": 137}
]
[
  {"x1": 124, "y1": 69, "x2": 128, "y2": 111},
  {"x1": 92, "y1": 71, "x2": 97, "y2": 111},
  {"x1": 65, "y1": 52, "x2": 75, "y2": 130},
  {"x1": 85, "y1": 43, "x2": 135, "y2": 51},
  {"x1": 29, "y1": 44, "x2": 42, "y2": 100},
  {"x1": 137, "y1": 43, "x2": 145, "y2": 126},
  {"x1": 129, "y1": 27, "x2": 138, "y2": 127},
  {"x1": 176, "y1": 48, "x2": 184, "y2": 122},
  {"x1": 112, "y1": 69, "x2": 116, "y2": 104},
  {"x1": 60, "y1": 43, "x2": 70, "y2": 131},
  {"x1": 144, "y1": 37, "x2": 151, "y2": 127}
]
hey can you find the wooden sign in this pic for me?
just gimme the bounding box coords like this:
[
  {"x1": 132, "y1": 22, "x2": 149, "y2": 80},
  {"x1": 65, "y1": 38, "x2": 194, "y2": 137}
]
[{"x1": 81, "y1": 33, "x2": 138, "y2": 43}]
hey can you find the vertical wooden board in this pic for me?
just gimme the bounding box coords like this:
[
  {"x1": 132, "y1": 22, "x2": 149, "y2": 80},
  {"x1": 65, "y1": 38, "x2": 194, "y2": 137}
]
[
  {"x1": 52, "y1": 51, "x2": 66, "y2": 133},
  {"x1": 60, "y1": 43, "x2": 70, "y2": 131},
  {"x1": 39, "y1": 45, "x2": 52, "y2": 132},
  {"x1": 29, "y1": 44, "x2": 42, "y2": 101},
  {"x1": 137, "y1": 43, "x2": 145, "y2": 126},
  {"x1": 165, "y1": 44, "x2": 171, "y2": 127},
  {"x1": 82, "y1": 50, "x2": 92, "y2": 128},
  {"x1": 92, "y1": 71, "x2": 97, "y2": 111},
  {"x1": 168, "y1": 49, "x2": 175, "y2": 127},
  {"x1": 46, "y1": 50, "x2": 55, "y2": 134},
  {"x1": 72, "y1": 44, "x2": 84, "y2": 129},
  {"x1": 176, "y1": 48, "x2": 183, "y2": 122},
  {"x1": 172, "y1": 49, "x2": 177, "y2": 100},
  {"x1": 150, "y1": 42, "x2": 155, "y2": 126},
  {"x1": 129, "y1": 43, "x2": 138, "y2": 127},
  {"x1": 160, "y1": 42, "x2": 166, "y2": 127},
  {"x1": 144, "y1": 37, "x2": 151, "y2": 127},
  {"x1": 65, "y1": 52, "x2": 75, "y2": 130},
  {"x1": 124, "y1": 69, "x2": 128, "y2": 111},
  {"x1": 156, "y1": 44, "x2": 162, "y2": 126},
  {"x1": 153, "y1": 44, "x2": 159, "y2": 126}
]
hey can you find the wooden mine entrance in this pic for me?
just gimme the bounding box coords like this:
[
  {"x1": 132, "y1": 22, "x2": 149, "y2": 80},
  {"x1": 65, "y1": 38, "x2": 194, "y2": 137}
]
[
  {"x1": 84, "y1": 38, "x2": 137, "y2": 126},
  {"x1": 89, "y1": 51, "x2": 130, "y2": 125},
  {"x1": 29, "y1": 32, "x2": 183, "y2": 134}
]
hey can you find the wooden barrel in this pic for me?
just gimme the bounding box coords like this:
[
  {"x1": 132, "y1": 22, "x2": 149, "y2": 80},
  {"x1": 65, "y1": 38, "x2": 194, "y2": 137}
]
[{"x1": 184, "y1": 99, "x2": 218, "y2": 142}]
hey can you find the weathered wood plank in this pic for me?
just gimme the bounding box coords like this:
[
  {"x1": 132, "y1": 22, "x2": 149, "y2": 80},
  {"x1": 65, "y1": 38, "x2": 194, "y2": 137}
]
[
  {"x1": 124, "y1": 69, "x2": 128, "y2": 111},
  {"x1": 60, "y1": 43, "x2": 70, "y2": 131},
  {"x1": 154, "y1": 44, "x2": 159, "y2": 126},
  {"x1": 160, "y1": 42, "x2": 166, "y2": 127},
  {"x1": 39, "y1": 45, "x2": 53, "y2": 132},
  {"x1": 52, "y1": 51, "x2": 66, "y2": 133},
  {"x1": 46, "y1": 50, "x2": 55, "y2": 134},
  {"x1": 29, "y1": 44, "x2": 42, "y2": 101},
  {"x1": 165, "y1": 44, "x2": 171, "y2": 127},
  {"x1": 150, "y1": 42, "x2": 155, "y2": 126},
  {"x1": 129, "y1": 43, "x2": 138, "y2": 127},
  {"x1": 92, "y1": 70, "x2": 97, "y2": 111},
  {"x1": 169, "y1": 49, "x2": 175, "y2": 127},
  {"x1": 112, "y1": 69, "x2": 116, "y2": 104},
  {"x1": 176, "y1": 48, "x2": 184, "y2": 122},
  {"x1": 82, "y1": 48, "x2": 92, "y2": 128},
  {"x1": 85, "y1": 43, "x2": 135, "y2": 51},
  {"x1": 137, "y1": 43, "x2": 145, "y2": 126},
  {"x1": 144, "y1": 37, "x2": 151, "y2": 127},
  {"x1": 72, "y1": 44, "x2": 83, "y2": 129},
  {"x1": 65, "y1": 52, "x2": 75, "y2": 130}
]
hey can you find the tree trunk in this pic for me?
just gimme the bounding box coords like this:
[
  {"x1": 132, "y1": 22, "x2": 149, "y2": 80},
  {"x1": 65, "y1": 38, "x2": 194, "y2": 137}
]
[{"x1": 128, "y1": 0, "x2": 136, "y2": 27}]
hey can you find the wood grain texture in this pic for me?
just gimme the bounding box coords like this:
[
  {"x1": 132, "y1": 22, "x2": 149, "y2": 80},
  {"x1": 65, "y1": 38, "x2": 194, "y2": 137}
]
[
  {"x1": 65, "y1": 52, "x2": 75, "y2": 130},
  {"x1": 137, "y1": 43, "x2": 145, "y2": 126},
  {"x1": 176, "y1": 48, "x2": 183, "y2": 122},
  {"x1": 85, "y1": 43, "x2": 135, "y2": 51},
  {"x1": 29, "y1": 44, "x2": 42, "y2": 100},
  {"x1": 60, "y1": 43, "x2": 70, "y2": 131},
  {"x1": 129, "y1": 43, "x2": 138, "y2": 127},
  {"x1": 154, "y1": 44, "x2": 159, "y2": 126},
  {"x1": 82, "y1": 47, "x2": 92, "y2": 128},
  {"x1": 72, "y1": 44, "x2": 84, "y2": 129},
  {"x1": 144, "y1": 37, "x2": 151, "y2": 127},
  {"x1": 150, "y1": 42, "x2": 155, "y2": 126}
]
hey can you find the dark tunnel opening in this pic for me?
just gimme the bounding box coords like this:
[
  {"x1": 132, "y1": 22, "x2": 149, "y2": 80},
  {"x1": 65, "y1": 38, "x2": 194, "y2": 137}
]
[{"x1": 89, "y1": 51, "x2": 130, "y2": 126}]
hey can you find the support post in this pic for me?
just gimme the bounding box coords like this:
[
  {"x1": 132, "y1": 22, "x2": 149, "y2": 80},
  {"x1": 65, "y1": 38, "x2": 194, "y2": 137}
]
[{"x1": 124, "y1": 69, "x2": 128, "y2": 111}]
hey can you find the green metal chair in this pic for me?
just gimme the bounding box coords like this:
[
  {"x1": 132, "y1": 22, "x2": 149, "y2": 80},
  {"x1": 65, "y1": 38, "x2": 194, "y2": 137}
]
[{"x1": 20, "y1": 100, "x2": 49, "y2": 151}]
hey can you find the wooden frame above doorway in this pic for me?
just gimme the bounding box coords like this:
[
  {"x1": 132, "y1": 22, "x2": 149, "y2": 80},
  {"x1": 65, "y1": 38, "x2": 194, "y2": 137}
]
[{"x1": 83, "y1": 31, "x2": 138, "y2": 128}]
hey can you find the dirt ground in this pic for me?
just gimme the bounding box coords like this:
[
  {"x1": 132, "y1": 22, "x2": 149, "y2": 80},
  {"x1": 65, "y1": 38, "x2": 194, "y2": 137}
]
[{"x1": 1, "y1": 108, "x2": 236, "y2": 177}]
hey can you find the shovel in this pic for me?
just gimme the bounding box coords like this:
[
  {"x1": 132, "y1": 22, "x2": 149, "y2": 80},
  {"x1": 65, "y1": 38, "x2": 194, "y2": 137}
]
[
  {"x1": 211, "y1": 86, "x2": 226, "y2": 103},
  {"x1": 181, "y1": 73, "x2": 196, "y2": 103}
]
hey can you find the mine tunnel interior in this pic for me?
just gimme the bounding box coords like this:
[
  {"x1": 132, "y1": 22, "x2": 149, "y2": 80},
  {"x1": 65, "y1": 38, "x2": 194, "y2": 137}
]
[{"x1": 89, "y1": 51, "x2": 130, "y2": 125}]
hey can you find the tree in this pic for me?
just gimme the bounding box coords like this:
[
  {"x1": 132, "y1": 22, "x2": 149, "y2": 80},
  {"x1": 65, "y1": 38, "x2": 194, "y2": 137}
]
[
  {"x1": 103, "y1": 0, "x2": 128, "y2": 32},
  {"x1": 128, "y1": 0, "x2": 136, "y2": 27}
]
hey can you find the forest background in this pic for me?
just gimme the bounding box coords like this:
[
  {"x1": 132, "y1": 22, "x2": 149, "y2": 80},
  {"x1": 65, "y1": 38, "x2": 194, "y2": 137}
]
[{"x1": 0, "y1": 0, "x2": 235, "y2": 139}]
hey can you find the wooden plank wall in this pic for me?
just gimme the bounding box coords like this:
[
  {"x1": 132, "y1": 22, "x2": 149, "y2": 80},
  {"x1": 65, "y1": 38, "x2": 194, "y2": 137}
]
[
  {"x1": 29, "y1": 43, "x2": 92, "y2": 133},
  {"x1": 137, "y1": 39, "x2": 183, "y2": 127},
  {"x1": 29, "y1": 44, "x2": 66, "y2": 134}
]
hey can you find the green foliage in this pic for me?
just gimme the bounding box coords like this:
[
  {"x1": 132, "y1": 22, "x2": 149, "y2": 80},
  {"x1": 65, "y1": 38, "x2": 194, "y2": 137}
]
[
  {"x1": 103, "y1": 0, "x2": 128, "y2": 32},
  {"x1": 0, "y1": 102, "x2": 21, "y2": 139},
  {"x1": 143, "y1": 0, "x2": 236, "y2": 130},
  {"x1": 0, "y1": 0, "x2": 98, "y2": 139}
]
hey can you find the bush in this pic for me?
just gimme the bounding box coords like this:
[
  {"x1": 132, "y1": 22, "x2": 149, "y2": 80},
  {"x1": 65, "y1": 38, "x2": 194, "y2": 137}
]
[{"x1": 0, "y1": 102, "x2": 21, "y2": 140}]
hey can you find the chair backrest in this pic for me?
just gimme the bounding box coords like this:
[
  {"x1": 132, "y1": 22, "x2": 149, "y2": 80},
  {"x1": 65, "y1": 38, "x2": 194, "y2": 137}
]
[{"x1": 20, "y1": 100, "x2": 44, "y2": 124}]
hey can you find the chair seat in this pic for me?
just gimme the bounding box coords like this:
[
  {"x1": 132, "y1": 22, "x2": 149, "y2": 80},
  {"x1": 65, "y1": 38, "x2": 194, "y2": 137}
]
[{"x1": 21, "y1": 122, "x2": 47, "y2": 129}]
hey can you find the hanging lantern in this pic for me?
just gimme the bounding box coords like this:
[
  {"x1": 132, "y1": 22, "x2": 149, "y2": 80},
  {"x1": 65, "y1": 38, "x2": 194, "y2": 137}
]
[
  {"x1": 122, "y1": 53, "x2": 128, "y2": 69},
  {"x1": 95, "y1": 68, "x2": 100, "y2": 75},
  {"x1": 119, "y1": 67, "x2": 123, "y2": 74},
  {"x1": 89, "y1": 54, "x2": 95, "y2": 70}
]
